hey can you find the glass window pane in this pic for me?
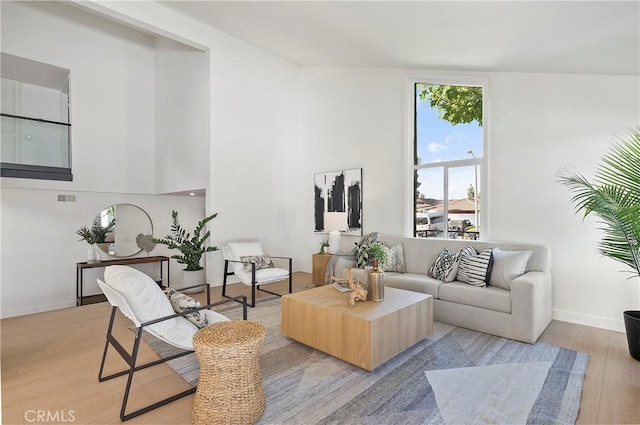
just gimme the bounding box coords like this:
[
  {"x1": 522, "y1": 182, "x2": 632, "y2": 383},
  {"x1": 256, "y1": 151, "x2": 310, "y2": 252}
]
[
  {"x1": 447, "y1": 166, "x2": 481, "y2": 240},
  {"x1": 415, "y1": 83, "x2": 483, "y2": 165},
  {"x1": 1, "y1": 116, "x2": 69, "y2": 168},
  {"x1": 415, "y1": 167, "x2": 444, "y2": 238}
]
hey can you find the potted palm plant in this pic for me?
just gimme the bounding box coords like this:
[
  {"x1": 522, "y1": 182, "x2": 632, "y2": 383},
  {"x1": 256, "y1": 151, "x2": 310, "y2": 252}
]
[
  {"x1": 153, "y1": 210, "x2": 218, "y2": 293},
  {"x1": 557, "y1": 127, "x2": 640, "y2": 360}
]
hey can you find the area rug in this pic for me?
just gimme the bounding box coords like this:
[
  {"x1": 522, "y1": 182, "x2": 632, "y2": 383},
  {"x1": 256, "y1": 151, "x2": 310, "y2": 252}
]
[{"x1": 143, "y1": 298, "x2": 588, "y2": 425}]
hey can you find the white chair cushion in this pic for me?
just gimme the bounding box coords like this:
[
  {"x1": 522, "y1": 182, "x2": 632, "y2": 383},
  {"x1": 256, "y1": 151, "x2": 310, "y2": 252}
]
[
  {"x1": 104, "y1": 266, "x2": 198, "y2": 349},
  {"x1": 226, "y1": 242, "x2": 265, "y2": 275},
  {"x1": 235, "y1": 267, "x2": 289, "y2": 286}
]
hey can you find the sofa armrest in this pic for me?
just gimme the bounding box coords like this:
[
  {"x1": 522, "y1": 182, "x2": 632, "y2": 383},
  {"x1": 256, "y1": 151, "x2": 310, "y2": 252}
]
[{"x1": 510, "y1": 271, "x2": 552, "y2": 343}]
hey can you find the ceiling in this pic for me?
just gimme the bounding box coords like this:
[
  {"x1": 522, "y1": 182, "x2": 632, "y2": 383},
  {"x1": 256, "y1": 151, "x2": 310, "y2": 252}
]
[{"x1": 158, "y1": 1, "x2": 639, "y2": 75}]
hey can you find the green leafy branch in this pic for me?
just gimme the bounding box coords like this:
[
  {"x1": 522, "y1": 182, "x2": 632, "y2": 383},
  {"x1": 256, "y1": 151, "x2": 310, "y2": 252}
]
[
  {"x1": 153, "y1": 210, "x2": 219, "y2": 271},
  {"x1": 557, "y1": 127, "x2": 640, "y2": 278}
]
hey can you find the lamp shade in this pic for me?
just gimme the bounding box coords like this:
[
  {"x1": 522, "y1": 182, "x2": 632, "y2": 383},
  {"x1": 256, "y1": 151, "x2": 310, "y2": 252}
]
[{"x1": 324, "y1": 212, "x2": 348, "y2": 232}]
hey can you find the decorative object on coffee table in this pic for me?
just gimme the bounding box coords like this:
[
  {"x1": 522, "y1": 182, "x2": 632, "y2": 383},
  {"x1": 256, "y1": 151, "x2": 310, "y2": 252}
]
[
  {"x1": 192, "y1": 320, "x2": 266, "y2": 425},
  {"x1": 367, "y1": 258, "x2": 385, "y2": 302},
  {"x1": 346, "y1": 268, "x2": 367, "y2": 307},
  {"x1": 154, "y1": 210, "x2": 218, "y2": 293},
  {"x1": 557, "y1": 127, "x2": 640, "y2": 361}
]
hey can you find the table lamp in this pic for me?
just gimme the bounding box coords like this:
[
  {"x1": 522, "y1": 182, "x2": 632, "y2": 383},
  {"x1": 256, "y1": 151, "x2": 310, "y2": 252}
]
[{"x1": 324, "y1": 212, "x2": 348, "y2": 254}]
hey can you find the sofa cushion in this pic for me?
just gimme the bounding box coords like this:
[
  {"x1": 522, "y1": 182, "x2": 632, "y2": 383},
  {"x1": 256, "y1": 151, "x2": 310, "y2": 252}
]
[
  {"x1": 381, "y1": 243, "x2": 406, "y2": 273},
  {"x1": 385, "y1": 273, "x2": 443, "y2": 298},
  {"x1": 489, "y1": 248, "x2": 532, "y2": 290},
  {"x1": 439, "y1": 282, "x2": 511, "y2": 313},
  {"x1": 457, "y1": 248, "x2": 493, "y2": 287}
]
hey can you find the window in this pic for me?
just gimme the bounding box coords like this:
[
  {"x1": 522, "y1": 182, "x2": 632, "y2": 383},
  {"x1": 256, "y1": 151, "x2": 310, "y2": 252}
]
[
  {"x1": 410, "y1": 79, "x2": 486, "y2": 240},
  {"x1": 1, "y1": 53, "x2": 72, "y2": 181}
]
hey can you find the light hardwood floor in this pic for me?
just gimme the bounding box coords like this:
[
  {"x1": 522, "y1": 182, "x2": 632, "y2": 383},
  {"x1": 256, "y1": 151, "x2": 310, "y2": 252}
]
[{"x1": 2, "y1": 272, "x2": 639, "y2": 424}]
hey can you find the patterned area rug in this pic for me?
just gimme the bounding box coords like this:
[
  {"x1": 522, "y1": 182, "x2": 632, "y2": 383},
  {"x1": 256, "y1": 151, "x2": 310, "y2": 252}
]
[{"x1": 143, "y1": 298, "x2": 588, "y2": 425}]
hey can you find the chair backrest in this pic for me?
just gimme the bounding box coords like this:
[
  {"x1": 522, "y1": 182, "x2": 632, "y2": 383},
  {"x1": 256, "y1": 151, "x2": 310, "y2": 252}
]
[
  {"x1": 101, "y1": 266, "x2": 199, "y2": 350},
  {"x1": 224, "y1": 241, "x2": 265, "y2": 275}
]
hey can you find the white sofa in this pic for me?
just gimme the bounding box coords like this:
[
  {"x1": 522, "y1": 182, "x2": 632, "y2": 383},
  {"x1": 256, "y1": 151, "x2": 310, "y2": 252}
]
[{"x1": 346, "y1": 235, "x2": 552, "y2": 343}]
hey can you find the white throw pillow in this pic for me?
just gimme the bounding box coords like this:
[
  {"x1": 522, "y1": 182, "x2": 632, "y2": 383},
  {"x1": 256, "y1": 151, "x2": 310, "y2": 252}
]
[
  {"x1": 381, "y1": 243, "x2": 406, "y2": 273},
  {"x1": 164, "y1": 288, "x2": 208, "y2": 328},
  {"x1": 489, "y1": 248, "x2": 532, "y2": 290},
  {"x1": 104, "y1": 266, "x2": 198, "y2": 349}
]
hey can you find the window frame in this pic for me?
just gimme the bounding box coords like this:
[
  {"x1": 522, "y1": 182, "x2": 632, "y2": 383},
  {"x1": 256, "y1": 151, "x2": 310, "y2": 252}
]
[{"x1": 405, "y1": 75, "x2": 489, "y2": 239}]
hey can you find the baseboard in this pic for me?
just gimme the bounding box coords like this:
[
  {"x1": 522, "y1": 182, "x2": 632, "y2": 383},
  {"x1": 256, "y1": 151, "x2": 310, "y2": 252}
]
[
  {"x1": 553, "y1": 308, "x2": 626, "y2": 333},
  {"x1": 1, "y1": 301, "x2": 75, "y2": 319}
]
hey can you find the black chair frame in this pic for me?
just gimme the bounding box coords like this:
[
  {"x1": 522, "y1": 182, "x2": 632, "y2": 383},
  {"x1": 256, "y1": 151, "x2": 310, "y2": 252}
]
[
  {"x1": 97, "y1": 282, "x2": 247, "y2": 422},
  {"x1": 222, "y1": 256, "x2": 292, "y2": 307}
]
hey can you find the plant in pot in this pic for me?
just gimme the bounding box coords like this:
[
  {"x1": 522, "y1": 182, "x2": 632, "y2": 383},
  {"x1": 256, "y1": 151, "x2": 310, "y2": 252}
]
[
  {"x1": 153, "y1": 210, "x2": 218, "y2": 293},
  {"x1": 76, "y1": 224, "x2": 108, "y2": 263},
  {"x1": 557, "y1": 127, "x2": 640, "y2": 361},
  {"x1": 356, "y1": 241, "x2": 388, "y2": 269}
]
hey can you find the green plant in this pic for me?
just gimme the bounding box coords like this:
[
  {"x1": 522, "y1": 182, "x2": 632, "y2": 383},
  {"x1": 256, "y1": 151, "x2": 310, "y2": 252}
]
[
  {"x1": 76, "y1": 226, "x2": 97, "y2": 244},
  {"x1": 153, "y1": 210, "x2": 219, "y2": 271},
  {"x1": 557, "y1": 128, "x2": 640, "y2": 277},
  {"x1": 319, "y1": 237, "x2": 330, "y2": 254},
  {"x1": 356, "y1": 241, "x2": 388, "y2": 268},
  {"x1": 92, "y1": 219, "x2": 115, "y2": 243}
]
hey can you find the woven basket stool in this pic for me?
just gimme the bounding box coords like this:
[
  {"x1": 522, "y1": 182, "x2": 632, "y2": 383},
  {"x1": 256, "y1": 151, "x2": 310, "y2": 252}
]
[{"x1": 192, "y1": 320, "x2": 266, "y2": 425}]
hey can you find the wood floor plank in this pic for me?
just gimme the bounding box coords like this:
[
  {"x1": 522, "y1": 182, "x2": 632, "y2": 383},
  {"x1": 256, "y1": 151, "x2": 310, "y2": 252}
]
[{"x1": 1, "y1": 272, "x2": 637, "y2": 425}]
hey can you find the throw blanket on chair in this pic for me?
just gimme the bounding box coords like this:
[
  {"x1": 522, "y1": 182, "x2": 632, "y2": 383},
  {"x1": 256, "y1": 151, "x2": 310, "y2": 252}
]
[{"x1": 324, "y1": 232, "x2": 379, "y2": 285}]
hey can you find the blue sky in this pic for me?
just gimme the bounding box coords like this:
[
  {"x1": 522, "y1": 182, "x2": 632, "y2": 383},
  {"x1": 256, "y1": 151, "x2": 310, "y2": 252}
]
[{"x1": 415, "y1": 86, "x2": 482, "y2": 199}]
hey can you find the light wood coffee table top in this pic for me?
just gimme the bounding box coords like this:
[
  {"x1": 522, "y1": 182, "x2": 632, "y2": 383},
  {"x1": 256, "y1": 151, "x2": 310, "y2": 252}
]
[{"x1": 281, "y1": 285, "x2": 433, "y2": 371}]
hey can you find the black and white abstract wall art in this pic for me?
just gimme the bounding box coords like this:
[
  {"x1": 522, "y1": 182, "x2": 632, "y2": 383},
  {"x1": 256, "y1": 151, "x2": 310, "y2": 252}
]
[{"x1": 314, "y1": 168, "x2": 362, "y2": 236}]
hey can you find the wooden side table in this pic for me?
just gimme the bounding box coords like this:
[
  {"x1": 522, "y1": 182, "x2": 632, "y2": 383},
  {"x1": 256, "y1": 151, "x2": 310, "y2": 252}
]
[{"x1": 312, "y1": 253, "x2": 333, "y2": 286}]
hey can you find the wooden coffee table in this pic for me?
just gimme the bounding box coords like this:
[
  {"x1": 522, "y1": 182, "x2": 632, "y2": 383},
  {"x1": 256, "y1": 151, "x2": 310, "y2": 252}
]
[{"x1": 281, "y1": 285, "x2": 433, "y2": 371}]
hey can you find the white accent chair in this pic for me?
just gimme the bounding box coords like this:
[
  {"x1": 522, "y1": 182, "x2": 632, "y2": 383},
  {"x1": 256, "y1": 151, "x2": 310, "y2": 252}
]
[
  {"x1": 96, "y1": 265, "x2": 247, "y2": 421},
  {"x1": 222, "y1": 241, "x2": 292, "y2": 307}
]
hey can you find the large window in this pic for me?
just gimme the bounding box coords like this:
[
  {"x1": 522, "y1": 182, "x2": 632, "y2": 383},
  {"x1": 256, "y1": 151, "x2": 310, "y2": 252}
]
[{"x1": 411, "y1": 80, "x2": 486, "y2": 239}]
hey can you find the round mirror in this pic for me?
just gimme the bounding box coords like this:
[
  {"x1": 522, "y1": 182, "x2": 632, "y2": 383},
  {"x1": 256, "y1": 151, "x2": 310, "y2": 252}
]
[{"x1": 92, "y1": 204, "x2": 153, "y2": 257}]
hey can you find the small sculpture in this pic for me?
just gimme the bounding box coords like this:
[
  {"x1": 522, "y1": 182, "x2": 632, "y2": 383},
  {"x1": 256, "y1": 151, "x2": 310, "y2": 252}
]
[
  {"x1": 345, "y1": 268, "x2": 367, "y2": 307},
  {"x1": 136, "y1": 233, "x2": 156, "y2": 257}
]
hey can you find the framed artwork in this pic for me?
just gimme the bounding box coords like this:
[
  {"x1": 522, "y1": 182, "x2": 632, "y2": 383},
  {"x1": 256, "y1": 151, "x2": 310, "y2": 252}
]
[{"x1": 314, "y1": 168, "x2": 362, "y2": 236}]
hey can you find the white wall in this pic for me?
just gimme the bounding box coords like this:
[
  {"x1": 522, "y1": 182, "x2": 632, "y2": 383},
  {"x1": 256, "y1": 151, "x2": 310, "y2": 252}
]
[
  {"x1": 299, "y1": 67, "x2": 640, "y2": 331},
  {"x1": 1, "y1": 1, "x2": 156, "y2": 194},
  {"x1": 488, "y1": 72, "x2": 640, "y2": 331},
  {"x1": 300, "y1": 67, "x2": 407, "y2": 266},
  {"x1": 0, "y1": 0, "x2": 307, "y2": 317},
  {"x1": 0, "y1": 188, "x2": 206, "y2": 318},
  {"x1": 154, "y1": 38, "x2": 209, "y2": 194}
]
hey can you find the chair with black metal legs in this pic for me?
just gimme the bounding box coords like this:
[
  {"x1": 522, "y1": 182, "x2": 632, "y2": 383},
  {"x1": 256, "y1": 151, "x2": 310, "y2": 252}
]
[
  {"x1": 221, "y1": 241, "x2": 293, "y2": 308},
  {"x1": 96, "y1": 265, "x2": 247, "y2": 422}
]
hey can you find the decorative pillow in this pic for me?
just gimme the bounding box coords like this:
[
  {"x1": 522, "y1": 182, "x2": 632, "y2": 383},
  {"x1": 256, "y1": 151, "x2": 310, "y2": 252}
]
[
  {"x1": 240, "y1": 254, "x2": 275, "y2": 272},
  {"x1": 429, "y1": 245, "x2": 478, "y2": 282},
  {"x1": 381, "y1": 243, "x2": 406, "y2": 273},
  {"x1": 489, "y1": 248, "x2": 532, "y2": 290},
  {"x1": 428, "y1": 248, "x2": 459, "y2": 282},
  {"x1": 456, "y1": 248, "x2": 494, "y2": 287},
  {"x1": 164, "y1": 288, "x2": 208, "y2": 328}
]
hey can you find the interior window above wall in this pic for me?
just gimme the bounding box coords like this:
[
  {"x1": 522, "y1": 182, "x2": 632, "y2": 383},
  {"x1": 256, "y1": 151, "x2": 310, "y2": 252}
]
[
  {"x1": 411, "y1": 79, "x2": 486, "y2": 240},
  {"x1": 1, "y1": 53, "x2": 72, "y2": 181}
]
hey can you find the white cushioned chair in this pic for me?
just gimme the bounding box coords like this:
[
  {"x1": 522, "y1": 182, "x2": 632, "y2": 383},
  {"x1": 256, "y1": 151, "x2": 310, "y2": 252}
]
[
  {"x1": 222, "y1": 241, "x2": 292, "y2": 307},
  {"x1": 97, "y1": 265, "x2": 247, "y2": 421}
]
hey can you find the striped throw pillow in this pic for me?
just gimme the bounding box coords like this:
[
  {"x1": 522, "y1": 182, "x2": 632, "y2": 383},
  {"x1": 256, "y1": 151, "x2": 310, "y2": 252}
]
[{"x1": 457, "y1": 248, "x2": 494, "y2": 287}]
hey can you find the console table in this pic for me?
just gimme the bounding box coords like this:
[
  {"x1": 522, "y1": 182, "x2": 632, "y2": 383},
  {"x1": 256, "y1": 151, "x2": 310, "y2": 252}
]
[{"x1": 76, "y1": 256, "x2": 170, "y2": 306}]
